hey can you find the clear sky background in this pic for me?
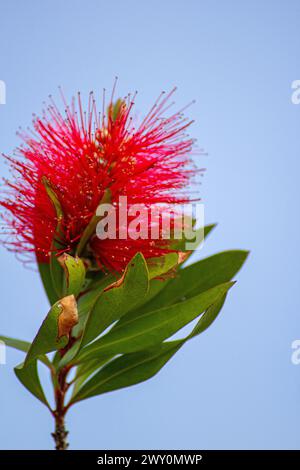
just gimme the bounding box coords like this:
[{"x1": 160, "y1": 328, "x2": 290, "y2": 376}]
[{"x1": 0, "y1": 0, "x2": 300, "y2": 450}]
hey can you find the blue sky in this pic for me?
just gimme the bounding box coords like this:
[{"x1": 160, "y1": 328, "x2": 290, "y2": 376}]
[{"x1": 0, "y1": 0, "x2": 300, "y2": 449}]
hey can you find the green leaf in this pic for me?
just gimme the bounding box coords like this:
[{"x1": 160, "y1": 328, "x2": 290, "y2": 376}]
[
  {"x1": 134, "y1": 250, "x2": 249, "y2": 315},
  {"x1": 37, "y1": 262, "x2": 58, "y2": 305},
  {"x1": 72, "y1": 342, "x2": 181, "y2": 401},
  {"x1": 71, "y1": 295, "x2": 227, "y2": 402},
  {"x1": 76, "y1": 274, "x2": 115, "y2": 321},
  {"x1": 80, "y1": 252, "x2": 149, "y2": 347},
  {"x1": 42, "y1": 177, "x2": 65, "y2": 299},
  {"x1": 59, "y1": 253, "x2": 149, "y2": 367},
  {"x1": 106, "y1": 253, "x2": 181, "y2": 320},
  {"x1": 76, "y1": 189, "x2": 111, "y2": 257},
  {"x1": 84, "y1": 271, "x2": 113, "y2": 293},
  {"x1": 42, "y1": 176, "x2": 64, "y2": 221},
  {"x1": 146, "y1": 253, "x2": 181, "y2": 279},
  {"x1": 76, "y1": 281, "x2": 234, "y2": 362},
  {"x1": 203, "y1": 223, "x2": 216, "y2": 239},
  {"x1": 58, "y1": 253, "x2": 86, "y2": 297},
  {"x1": 188, "y1": 294, "x2": 227, "y2": 338},
  {"x1": 15, "y1": 360, "x2": 50, "y2": 408},
  {"x1": 130, "y1": 278, "x2": 166, "y2": 310},
  {"x1": 120, "y1": 255, "x2": 173, "y2": 318},
  {"x1": 0, "y1": 335, "x2": 54, "y2": 369},
  {"x1": 50, "y1": 253, "x2": 64, "y2": 299},
  {"x1": 54, "y1": 274, "x2": 113, "y2": 364},
  {"x1": 23, "y1": 300, "x2": 70, "y2": 367},
  {"x1": 0, "y1": 335, "x2": 30, "y2": 353},
  {"x1": 42, "y1": 178, "x2": 86, "y2": 301},
  {"x1": 71, "y1": 355, "x2": 113, "y2": 398},
  {"x1": 171, "y1": 223, "x2": 216, "y2": 252},
  {"x1": 126, "y1": 224, "x2": 218, "y2": 315}
]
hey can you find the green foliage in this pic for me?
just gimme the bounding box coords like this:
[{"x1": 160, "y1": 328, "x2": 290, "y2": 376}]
[
  {"x1": 15, "y1": 360, "x2": 50, "y2": 408},
  {"x1": 76, "y1": 189, "x2": 111, "y2": 257},
  {"x1": 37, "y1": 263, "x2": 58, "y2": 305},
  {"x1": 23, "y1": 301, "x2": 68, "y2": 367},
  {"x1": 0, "y1": 335, "x2": 31, "y2": 353},
  {"x1": 0, "y1": 335, "x2": 52, "y2": 408},
  {"x1": 58, "y1": 253, "x2": 86, "y2": 297},
  {"x1": 135, "y1": 250, "x2": 249, "y2": 314},
  {"x1": 57, "y1": 252, "x2": 149, "y2": 368},
  {"x1": 2, "y1": 223, "x2": 248, "y2": 413},
  {"x1": 81, "y1": 252, "x2": 149, "y2": 347},
  {"x1": 76, "y1": 282, "x2": 233, "y2": 363},
  {"x1": 40, "y1": 178, "x2": 87, "y2": 302},
  {"x1": 71, "y1": 295, "x2": 227, "y2": 402}
]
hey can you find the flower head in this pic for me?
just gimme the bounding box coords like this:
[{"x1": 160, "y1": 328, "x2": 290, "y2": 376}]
[{"x1": 1, "y1": 85, "x2": 198, "y2": 272}]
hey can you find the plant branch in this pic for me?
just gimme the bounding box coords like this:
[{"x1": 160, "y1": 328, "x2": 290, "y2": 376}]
[
  {"x1": 51, "y1": 337, "x2": 76, "y2": 450},
  {"x1": 51, "y1": 365, "x2": 70, "y2": 450}
]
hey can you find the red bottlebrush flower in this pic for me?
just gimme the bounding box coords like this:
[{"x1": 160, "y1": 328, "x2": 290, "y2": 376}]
[{"x1": 0, "y1": 85, "x2": 198, "y2": 272}]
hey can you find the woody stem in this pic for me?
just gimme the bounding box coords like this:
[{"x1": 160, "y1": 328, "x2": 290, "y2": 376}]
[{"x1": 52, "y1": 365, "x2": 70, "y2": 450}]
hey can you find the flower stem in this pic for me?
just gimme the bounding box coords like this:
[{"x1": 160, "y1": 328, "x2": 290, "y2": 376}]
[
  {"x1": 51, "y1": 363, "x2": 71, "y2": 450},
  {"x1": 52, "y1": 413, "x2": 69, "y2": 450}
]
